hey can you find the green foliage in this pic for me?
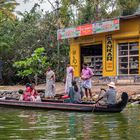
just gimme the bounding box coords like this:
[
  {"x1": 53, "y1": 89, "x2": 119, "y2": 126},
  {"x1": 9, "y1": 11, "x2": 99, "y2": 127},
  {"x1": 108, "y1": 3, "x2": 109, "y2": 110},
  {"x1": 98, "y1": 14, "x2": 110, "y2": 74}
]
[
  {"x1": 0, "y1": 0, "x2": 18, "y2": 21},
  {"x1": 118, "y1": 0, "x2": 140, "y2": 16},
  {"x1": 14, "y1": 47, "x2": 50, "y2": 78},
  {"x1": 0, "y1": 0, "x2": 140, "y2": 84}
]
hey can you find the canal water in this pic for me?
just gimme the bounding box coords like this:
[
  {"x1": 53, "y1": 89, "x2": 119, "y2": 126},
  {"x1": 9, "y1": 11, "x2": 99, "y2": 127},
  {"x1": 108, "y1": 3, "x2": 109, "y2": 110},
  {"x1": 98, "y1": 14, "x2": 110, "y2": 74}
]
[{"x1": 0, "y1": 105, "x2": 140, "y2": 140}]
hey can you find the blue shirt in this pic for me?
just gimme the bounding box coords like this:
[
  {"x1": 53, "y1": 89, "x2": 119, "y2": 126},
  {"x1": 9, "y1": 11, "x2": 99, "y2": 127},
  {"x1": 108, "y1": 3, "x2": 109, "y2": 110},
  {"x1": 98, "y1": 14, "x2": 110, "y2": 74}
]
[
  {"x1": 68, "y1": 86, "x2": 82, "y2": 103},
  {"x1": 104, "y1": 88, "x2": 116, "y2": 105}
]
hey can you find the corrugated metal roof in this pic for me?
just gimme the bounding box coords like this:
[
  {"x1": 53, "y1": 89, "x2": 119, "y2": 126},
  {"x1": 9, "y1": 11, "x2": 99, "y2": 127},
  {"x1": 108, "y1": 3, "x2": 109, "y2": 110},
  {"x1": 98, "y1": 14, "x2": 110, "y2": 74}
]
[{"x1": 120, "y1": 13, "x2": 140, "y2": 20}]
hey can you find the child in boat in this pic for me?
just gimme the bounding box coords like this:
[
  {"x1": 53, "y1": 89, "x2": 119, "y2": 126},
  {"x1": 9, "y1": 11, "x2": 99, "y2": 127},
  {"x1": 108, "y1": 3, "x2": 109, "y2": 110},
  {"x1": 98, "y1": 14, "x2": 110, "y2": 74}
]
[
  {"x1": 63, "y1": 80, "x2": 82, "y2": 103},
  {"x1": 30, "y1": 82, "x2": 37, "y2": 101},
  {"x1": 18, "y1": 89, "x2": 24, "y2": 101}
]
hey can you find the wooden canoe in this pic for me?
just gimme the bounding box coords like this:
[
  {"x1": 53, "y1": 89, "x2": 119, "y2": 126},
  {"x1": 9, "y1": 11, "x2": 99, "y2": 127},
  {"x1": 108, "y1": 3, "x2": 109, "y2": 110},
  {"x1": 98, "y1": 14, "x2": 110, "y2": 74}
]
[{"x1": 0, "y1": 92, "x2": 128, "y2": 113}]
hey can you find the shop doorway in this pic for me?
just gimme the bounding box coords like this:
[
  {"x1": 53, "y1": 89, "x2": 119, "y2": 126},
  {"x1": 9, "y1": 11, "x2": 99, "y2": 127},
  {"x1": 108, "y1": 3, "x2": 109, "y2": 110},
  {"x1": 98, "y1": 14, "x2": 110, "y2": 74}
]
[{"x1": 81, "y1": 44, "x2": 103, "y2": 76}]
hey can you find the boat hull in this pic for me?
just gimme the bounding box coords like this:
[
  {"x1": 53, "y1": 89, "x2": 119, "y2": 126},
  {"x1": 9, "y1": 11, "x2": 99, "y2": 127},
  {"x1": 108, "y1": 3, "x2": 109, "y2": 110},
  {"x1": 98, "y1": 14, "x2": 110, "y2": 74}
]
[{"x1": 0, "y1": 92, "x2": 128, "y2": 113}]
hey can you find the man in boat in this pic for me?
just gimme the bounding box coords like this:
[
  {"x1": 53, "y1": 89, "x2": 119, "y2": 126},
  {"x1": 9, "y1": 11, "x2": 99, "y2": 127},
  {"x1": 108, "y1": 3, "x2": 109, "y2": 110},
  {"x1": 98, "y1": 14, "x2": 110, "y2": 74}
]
[
  {"x1": 96, "y1": 82, "x2": 117, "y2": 105},
  {"x1": 64, "y1": 63, "x2": 74, "y2": 95},
  {"x1": 81, "y1": 63, "x2": 93, "y2": 100}
]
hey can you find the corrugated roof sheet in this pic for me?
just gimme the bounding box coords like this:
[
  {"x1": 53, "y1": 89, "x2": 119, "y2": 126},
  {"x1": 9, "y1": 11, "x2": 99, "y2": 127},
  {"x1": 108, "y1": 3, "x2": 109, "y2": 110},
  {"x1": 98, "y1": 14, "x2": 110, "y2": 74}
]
[{"x1": 120, "y1": 13, "x2": 140, "y2": 20}]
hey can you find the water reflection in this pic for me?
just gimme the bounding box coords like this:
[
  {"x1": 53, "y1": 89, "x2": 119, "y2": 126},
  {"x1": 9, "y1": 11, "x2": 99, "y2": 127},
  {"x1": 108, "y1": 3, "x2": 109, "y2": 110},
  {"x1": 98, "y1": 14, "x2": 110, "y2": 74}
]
[
  {"x1": 0, "y1": 106, "x2": 140, "y2": 139},
  {"x1": 67, "y1": 112, "x2": 129, "y2": 140},
  {"x1": 68, "y1": 113, "x2": 76, "y2": 138}
]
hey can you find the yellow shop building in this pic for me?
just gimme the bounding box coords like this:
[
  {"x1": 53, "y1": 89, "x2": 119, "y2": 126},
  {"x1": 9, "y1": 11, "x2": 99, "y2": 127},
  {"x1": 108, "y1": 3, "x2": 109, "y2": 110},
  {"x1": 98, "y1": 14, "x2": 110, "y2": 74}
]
[{"x1": 57, "y1": 14, "x2": 140, "y2": 78}]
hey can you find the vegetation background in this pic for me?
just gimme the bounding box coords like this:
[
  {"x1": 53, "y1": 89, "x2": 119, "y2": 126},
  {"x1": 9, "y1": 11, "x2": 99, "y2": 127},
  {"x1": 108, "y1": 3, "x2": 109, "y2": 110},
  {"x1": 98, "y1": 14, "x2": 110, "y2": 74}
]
[{"x1": 0, "y1": 0, "x2": 140, "y2": 85}]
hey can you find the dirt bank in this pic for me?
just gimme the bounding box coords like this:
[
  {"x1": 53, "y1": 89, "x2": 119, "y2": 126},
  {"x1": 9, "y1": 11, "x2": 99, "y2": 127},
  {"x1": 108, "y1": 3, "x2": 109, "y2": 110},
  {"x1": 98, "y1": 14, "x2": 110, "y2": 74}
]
[{"x1": 0, "y1": 82, "x2": 140, "y2": 96}]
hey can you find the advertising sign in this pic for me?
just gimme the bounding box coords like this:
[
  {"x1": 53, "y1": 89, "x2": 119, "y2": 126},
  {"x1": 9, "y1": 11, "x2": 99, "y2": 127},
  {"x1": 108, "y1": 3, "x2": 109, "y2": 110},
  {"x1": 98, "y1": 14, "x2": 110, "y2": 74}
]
[
  {"x1": 94, "y1": 19, "x2": 119, "y2": 34},
  {"x1": 105, "y1": 35, "x2": 114, "y2": 71},
  {"x1": 57, "y1": 19, "x2": 120, "y2": 40},
  {"x1": 76, "y1": 24, "x2": 93, "y2": 36},
  {"x1": 57, "y1": 27, "x2": 80, "y2": 40}
]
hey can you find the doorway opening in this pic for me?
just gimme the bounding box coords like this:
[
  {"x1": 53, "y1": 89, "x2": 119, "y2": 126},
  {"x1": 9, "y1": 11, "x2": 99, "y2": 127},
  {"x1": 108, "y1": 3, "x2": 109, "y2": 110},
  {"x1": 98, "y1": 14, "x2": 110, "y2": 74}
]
[{"x1": 81, "y1": 44, "x2": 103, "y2": 76}]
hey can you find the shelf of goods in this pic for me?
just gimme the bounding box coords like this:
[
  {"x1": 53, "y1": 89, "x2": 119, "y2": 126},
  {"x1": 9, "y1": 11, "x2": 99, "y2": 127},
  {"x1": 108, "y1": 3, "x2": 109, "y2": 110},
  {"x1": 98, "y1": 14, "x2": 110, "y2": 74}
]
[{"x1": 83, "y1": 56, "x2": 102, "y2": 76}]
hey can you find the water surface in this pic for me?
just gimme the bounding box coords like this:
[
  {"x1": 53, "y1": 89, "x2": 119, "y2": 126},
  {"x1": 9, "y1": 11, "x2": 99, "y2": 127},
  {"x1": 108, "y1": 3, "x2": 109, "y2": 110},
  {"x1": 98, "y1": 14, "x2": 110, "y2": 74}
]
[{"x1": 0, "y1": 105, "x2": 140, "y2": 140}]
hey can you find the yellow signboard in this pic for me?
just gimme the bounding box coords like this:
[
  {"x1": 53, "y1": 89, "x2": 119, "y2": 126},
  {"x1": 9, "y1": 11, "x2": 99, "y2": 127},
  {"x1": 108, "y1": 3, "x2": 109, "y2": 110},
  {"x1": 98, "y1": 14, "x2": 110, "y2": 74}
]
[
  {"x1": 105, "y1": 35, "x2": 114, "y2": 71},
  {"x1": 70, "y1": 44, "x2": 80, "y2": 77}
]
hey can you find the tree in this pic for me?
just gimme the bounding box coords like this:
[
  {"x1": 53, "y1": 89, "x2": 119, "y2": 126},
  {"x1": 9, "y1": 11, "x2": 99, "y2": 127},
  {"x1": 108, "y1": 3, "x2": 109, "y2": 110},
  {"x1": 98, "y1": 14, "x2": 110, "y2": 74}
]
[
  {"x1": 0, "y1": 6, "x2": 42, "y2": 84},
  {"x1": 1, "y1": 0, "x2": 140, "y2": 85},
  {"x1": 118, "y1": 0, "x2": 140, "y2": 16},
  {"x1": 14, "y1": 47, "x2": 50, "y2": 85},
  {"x1": 0, "y1": 0, "x2": 18, "y2": 22}
]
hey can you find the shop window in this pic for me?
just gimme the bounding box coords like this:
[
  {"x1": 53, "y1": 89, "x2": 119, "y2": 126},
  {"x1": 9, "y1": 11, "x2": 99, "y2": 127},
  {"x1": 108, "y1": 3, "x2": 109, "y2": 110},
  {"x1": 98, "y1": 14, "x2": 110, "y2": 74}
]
[{"x1": 118, "y1": 42, "x2": 139, "y2": 75}]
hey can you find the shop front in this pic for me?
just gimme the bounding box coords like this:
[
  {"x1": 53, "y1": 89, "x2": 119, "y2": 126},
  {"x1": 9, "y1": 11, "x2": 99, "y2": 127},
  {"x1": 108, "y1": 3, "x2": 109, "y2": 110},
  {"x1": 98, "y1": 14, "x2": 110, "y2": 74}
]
[{"x1": 57, "y1": 14, "x2": 140, "y2": 78}]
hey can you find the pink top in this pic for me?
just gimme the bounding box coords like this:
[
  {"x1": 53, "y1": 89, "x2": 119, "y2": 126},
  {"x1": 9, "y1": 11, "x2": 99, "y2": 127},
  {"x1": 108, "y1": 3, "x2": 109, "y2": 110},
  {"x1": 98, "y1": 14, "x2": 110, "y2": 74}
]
[
  {"x1": 31, "y1": 89, "x2": 38, "y2": 97},
  {"x1": 26, "y1": 87, "x2": 31, "y2": 92},
  {"x1": 23, "y1": 92, "x2": 31, "y2": 101},
  {"x1": 81, "y1": 67, "x2": 93, "y2": 79},
  {"x1": 23, "y1": 87, "x2": 32, "y2": 101}
]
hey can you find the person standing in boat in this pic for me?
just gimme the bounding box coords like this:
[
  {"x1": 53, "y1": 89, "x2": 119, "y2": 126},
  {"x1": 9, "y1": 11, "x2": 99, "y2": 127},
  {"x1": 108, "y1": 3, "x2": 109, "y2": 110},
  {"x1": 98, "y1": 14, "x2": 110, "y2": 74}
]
[
  {"x1": 65, "y1": 63, "x2": 74, "y2": 94},
  {"x1": 45, "y1": 67, "x2": 55, "y2": 98},
  {"x1": 97, "y1": 82, "x2": 117, "y2": 105},
  {"x1": 81, "y1": 63, "x2": 93, "y2": 100}
]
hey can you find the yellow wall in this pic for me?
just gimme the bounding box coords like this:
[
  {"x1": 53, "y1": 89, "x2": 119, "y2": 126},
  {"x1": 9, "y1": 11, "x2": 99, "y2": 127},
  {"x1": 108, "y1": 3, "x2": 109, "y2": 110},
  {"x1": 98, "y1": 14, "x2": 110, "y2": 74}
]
[
  {"x1": 70, "y1": 17, "x2": 140, "y2": 77},
  {"x1": 139, "y1": 37, "x2": 140, "y2": 74},
  {"x1": 70, "y1": 43, "x2": 81, "y2": 77}
]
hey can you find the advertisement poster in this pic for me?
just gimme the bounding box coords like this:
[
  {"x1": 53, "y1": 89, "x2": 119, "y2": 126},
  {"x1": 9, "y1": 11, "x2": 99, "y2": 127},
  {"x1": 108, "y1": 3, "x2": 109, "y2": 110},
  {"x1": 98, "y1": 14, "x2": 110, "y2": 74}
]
[
  {"x1": 94, "y1": 19, "x2": 119, "y2": 34},
  {"x1": 76, "y1": 24, "x2": 93, "y2": 36},
  {"x1": 57, "y1": 19, "x2": 120, "y2": 40}
]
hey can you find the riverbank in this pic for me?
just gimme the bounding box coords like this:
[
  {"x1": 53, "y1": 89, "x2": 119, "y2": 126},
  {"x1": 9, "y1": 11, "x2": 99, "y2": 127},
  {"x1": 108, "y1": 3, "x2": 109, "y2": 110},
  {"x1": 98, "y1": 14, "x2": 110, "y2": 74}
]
[{"x1": 0, "y1": 82, "x2": 140, "y2": 101}]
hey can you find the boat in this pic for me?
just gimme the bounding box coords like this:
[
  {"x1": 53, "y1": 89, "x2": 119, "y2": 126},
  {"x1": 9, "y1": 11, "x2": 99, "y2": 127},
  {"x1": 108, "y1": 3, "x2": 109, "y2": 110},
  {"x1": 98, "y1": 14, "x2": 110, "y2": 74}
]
[{"x1": 0, "y1": 92, "x2": 128, "y2": 113}]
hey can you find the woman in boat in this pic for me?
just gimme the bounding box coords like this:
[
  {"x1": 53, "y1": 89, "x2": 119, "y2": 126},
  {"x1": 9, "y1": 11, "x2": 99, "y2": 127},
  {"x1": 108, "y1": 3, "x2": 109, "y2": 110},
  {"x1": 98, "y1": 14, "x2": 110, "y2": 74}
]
[
  {"x1": 65, "y1": 63, "x2": 74, "y2": 94},
  {"x1": 22, "y1": 83, "x2": 32, "y2": 101},
  {"x1": 81, "y1": 63, "x2": 93, "y2": 100},
  {"x1": 97, "y1": 82, "x2": 117, "y2": 105},
  {"x1": 67, "y1": 80, "x2": 82, "y2": 103},
  {"x1": 23, "y1": 86, "x2": 32, "y2": 101},
  {"x1": 45, "y1": 67, "x2": 55, "y2": 98},
  {"x1": 30, "y1": 82, "x2": 41, "y2": 102}
]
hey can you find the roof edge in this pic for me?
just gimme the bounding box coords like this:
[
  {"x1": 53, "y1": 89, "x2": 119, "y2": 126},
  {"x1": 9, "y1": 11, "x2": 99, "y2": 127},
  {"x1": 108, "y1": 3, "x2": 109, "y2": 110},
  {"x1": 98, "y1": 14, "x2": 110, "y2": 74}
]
[{"x1": 120, "y1": 13, "x2": 140, "y2": 20}]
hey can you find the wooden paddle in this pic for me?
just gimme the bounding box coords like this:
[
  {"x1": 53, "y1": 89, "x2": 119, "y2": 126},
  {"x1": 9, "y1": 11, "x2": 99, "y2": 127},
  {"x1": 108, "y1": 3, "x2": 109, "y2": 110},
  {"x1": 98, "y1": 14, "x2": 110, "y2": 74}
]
[
  {"x1": 95, "y1": 88, "x2": 106, "y2": 103},
  {"x1": 92, "y1": 88, "x2": 106, "y2": 112}
]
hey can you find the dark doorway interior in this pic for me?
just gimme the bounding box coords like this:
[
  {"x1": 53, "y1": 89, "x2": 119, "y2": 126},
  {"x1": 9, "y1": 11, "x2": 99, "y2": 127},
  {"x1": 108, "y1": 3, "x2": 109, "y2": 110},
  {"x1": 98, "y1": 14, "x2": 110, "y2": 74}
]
[{"x1": 81, "y1": 44, "x2": 102, "y2": 76}]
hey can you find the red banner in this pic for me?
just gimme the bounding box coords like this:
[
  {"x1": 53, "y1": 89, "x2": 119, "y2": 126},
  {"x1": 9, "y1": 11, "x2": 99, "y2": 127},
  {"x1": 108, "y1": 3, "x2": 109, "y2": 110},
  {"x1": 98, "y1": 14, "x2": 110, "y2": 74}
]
[{"x1": 76, "y1": 24, "x2": 93, "y2": 36}]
